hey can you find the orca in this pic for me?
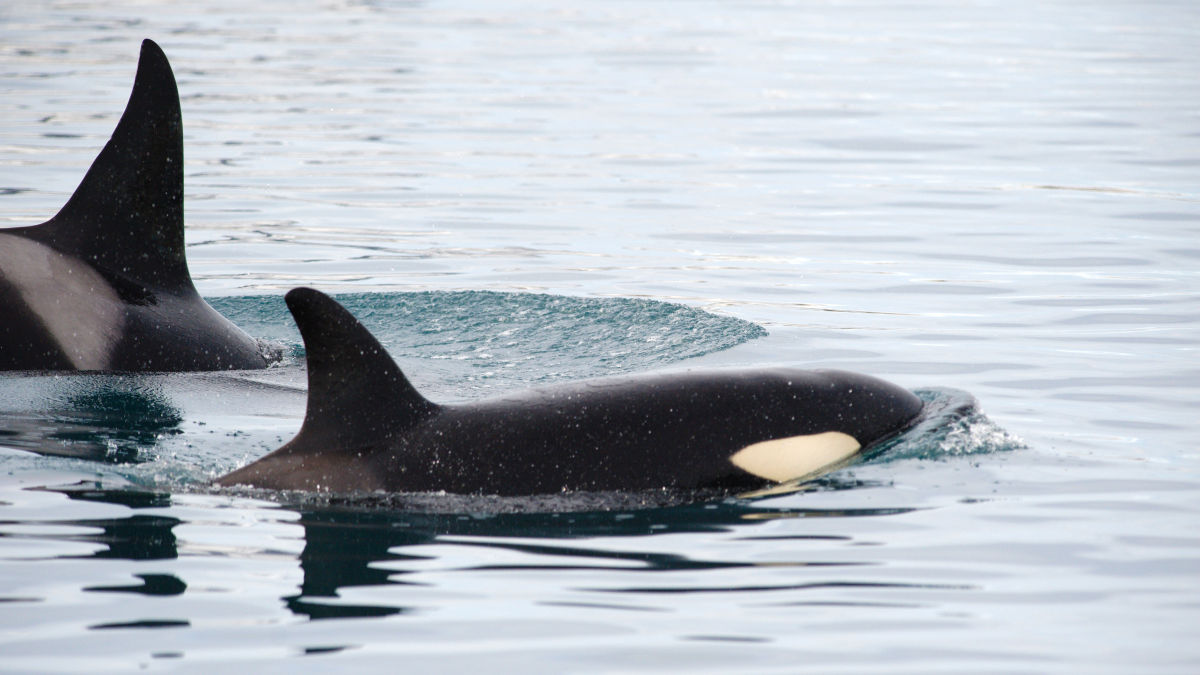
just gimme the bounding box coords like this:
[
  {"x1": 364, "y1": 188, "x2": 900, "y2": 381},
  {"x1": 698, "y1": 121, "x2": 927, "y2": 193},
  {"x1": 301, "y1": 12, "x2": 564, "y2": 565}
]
[
  {"x1": 0, "y1": 39, "x2": 266, "y2": 372},
  {"x1": 217, "y1": 288, "x2": 924, "y2": 495}
]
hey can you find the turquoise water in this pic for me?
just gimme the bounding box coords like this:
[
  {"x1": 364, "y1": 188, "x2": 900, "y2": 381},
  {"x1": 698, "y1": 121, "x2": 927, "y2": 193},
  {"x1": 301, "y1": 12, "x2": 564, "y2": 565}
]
[{"x1": 2, "y1": 1, "x2": 1198, "y2": 672}]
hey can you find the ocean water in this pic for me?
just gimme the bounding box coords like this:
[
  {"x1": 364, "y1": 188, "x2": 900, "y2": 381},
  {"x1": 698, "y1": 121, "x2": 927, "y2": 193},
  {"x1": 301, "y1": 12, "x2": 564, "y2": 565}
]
[{"x1": 1, "y1": 0, "x2": 1197, "y2": 672}]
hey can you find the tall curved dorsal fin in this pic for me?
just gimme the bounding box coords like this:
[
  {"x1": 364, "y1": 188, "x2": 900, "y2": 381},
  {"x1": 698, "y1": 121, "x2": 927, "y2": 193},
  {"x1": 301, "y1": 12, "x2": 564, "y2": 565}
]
[
  {"x1": 285, "y1": 287, "x2": 439, "y2": 452},
  {"x1": 19, "y1": 39, "x2": 192, "y2": 293}
]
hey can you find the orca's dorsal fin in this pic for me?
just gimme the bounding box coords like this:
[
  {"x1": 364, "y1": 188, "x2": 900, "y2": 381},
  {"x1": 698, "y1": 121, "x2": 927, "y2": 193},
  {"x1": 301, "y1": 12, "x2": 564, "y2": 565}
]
[
  {"x1": 285, "y1": 287, "x2": 440, "y2": 452},
  {"x1": 21, "y1": 39, "x2": 192, "y2": 293}
]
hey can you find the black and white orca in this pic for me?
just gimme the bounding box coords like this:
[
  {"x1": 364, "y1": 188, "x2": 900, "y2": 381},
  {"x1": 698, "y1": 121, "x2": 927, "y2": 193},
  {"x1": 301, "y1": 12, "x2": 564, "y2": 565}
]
[
  {"x1": 217, "y1": 288, "x2": 924, "y2": 495},
  {"x1": 0, "y1": 39, "x2": 266, "y2": 372}
]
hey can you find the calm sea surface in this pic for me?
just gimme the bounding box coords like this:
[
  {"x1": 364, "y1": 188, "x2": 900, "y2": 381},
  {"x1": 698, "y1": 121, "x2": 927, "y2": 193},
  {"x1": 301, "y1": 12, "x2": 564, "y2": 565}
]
[{"x1": 1, "y1": 1, "x2": 1198, "y2": 672}]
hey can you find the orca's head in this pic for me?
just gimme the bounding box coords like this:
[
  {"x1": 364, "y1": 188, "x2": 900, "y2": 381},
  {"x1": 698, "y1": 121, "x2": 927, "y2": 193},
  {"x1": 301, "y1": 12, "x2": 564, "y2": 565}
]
[{"x1": 729, "y1": 369, "x2": 924, "y2": 483}]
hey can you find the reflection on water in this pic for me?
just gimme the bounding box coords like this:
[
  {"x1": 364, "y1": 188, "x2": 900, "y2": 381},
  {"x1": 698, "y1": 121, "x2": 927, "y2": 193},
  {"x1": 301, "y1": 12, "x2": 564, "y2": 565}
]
[
  {"x1": 72, "y1": 514, "x2": 181, "y2": 561},
  {"x1": 86, "y1": 573, "x2": 187, "y2": 597},
  {"x1": 42, "y1": 484, "x2": 926, "y2": 622},
  {"x1": 284, "y1": 506, "x2": 765, "y2": 620},
  {"x1": 287, "y1": 510, "x2": 424, "y2": 620},
  {"x1": 90, "y1": 619, "x2": 191, "y2": 631},
  {"x1": 0, "y1": 379, "x2": 182, "y2": 463}
]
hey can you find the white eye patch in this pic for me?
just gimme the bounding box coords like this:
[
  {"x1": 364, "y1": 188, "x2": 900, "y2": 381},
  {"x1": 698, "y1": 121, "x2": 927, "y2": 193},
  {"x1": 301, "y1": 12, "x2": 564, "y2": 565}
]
[{"x1": 729, "y1": 431, "x2": 861, "y2": 483}]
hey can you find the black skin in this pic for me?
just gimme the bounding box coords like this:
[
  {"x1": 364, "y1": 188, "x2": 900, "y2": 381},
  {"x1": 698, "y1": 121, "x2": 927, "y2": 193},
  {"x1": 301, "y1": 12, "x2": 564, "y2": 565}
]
[
  {"x1": 0, "y1": 39, "x2": 265, "y2": 372},
  {"x1": 218, "y1": 288, "x2": 924, "y2": 496}
]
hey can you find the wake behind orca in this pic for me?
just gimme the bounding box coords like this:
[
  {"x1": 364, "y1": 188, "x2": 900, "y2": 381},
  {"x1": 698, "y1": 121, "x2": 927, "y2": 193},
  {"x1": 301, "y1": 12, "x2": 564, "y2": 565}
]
[
  {"x1": 0, "y1": 40, "x2": 266, "y2": 372},
  {"x1": 218, "y1": 288, "x2": 924, "y2": 496}
]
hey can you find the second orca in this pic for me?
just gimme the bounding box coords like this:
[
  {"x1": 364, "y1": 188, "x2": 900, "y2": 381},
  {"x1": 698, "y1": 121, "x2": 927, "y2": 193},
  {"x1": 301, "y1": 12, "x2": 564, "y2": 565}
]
[
  {"x1": 217, "y1": 288, "x2": 924, "y2": 495},
  {"x1": 0, "y1": 40, "x2": 266, "y2": 372}
]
